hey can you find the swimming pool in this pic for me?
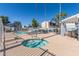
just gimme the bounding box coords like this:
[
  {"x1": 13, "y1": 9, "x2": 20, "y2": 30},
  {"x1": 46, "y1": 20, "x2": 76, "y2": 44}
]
[
  {"x1": 21, "y1": 39, "x2": 48, "y2": 48},
  {"x1": 16, "y1": 31, "x2": 28, "y2": 35}
]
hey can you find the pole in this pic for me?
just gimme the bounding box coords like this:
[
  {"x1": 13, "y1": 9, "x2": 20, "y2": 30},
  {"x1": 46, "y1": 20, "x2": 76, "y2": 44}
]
[
  {"x1": 77, "y1": 18, "x2": 79, "y2": 40},
  {"x1": 59, "y1": 3, "x2": 61, "y2": 34},
  {"x1": 0, "y1": 18, "x2": 3, "y2": 55},
  {"x1": 44, "y1": 4, "x2": 47, "y2": 20},
  {"x1": 0, "y1": 18, "x2": 6, "y2": 56},
  {"x1": 59, "y1": 3, "x2": 61, "y2": 16},
  {"x1": 3, "y1": 26, "x2": 6, "y2": 56}
]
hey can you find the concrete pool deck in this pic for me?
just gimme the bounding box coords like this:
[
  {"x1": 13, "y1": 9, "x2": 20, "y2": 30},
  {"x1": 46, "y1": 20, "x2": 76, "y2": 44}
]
[
  {"x1": 42, "y1": 34, "x2": 79, "y2": 56},
  {"x1": 1, "y1": 32, "x2": 79, "y2": 56}
]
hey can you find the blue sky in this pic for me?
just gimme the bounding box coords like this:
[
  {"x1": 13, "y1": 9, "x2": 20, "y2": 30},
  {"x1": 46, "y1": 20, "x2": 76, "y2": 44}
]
[
  {"x1": 61, "y1": 3, "x2": 79, "y2": 16},
  {"x1": 0, "y1": 3, "x2": 79, "y2": 26}
]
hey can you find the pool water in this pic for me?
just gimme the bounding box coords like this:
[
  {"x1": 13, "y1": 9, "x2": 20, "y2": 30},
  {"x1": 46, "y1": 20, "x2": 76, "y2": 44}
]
[
  {"x1": 16, "y1": 31, "x2": 28, "y2": 35},
  {"x1": 21, "y1": 39, "x2": 48, "y2": 48}
]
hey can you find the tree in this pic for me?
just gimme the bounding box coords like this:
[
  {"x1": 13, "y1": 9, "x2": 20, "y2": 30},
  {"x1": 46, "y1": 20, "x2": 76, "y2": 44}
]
[
  {"x1": 0, "y1": 16, "x2": 10, "y2": 56},
  {"x1": 55, "y1": 12, "x2": 67, "y2": 27},
  {"x1": 50, "y1": 18, "x2": 56, "y2": 27},
  {"x1": 31, "y1": 18, "x2": 39, "y2": 38},
  {"x1": 0, "y1": 16, "x2": 10, "y2": 25},
  {"x1": 32, "y1": 18, "x2": 39, "y2": 28},
  {"x1": 53, "y1": 12, "x2": 67, "y2": 34},
  {"x1": 24, "y1": 25, "x2": 27, "y2": 28},
  {"x1": 24, "y1": 25, "x2": 28, "y2": 30},
  {"x1": 28, "y1": 24, "x2": 32, "y2": 28}
]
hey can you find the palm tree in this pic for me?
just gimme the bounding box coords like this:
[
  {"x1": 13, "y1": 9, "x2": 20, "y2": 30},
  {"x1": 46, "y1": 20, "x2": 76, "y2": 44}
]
[
  {"x1": 54, "y1": 12, "x2": 67, "y2": 33},
  {"x1": 55, "y1": 12, "x2": 67, "y2": 27}
]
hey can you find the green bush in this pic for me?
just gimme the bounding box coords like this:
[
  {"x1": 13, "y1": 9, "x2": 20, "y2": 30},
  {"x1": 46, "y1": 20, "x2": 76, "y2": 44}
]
[{"x1": 14, "y1": 37, "x2": 20, "y2": 39}]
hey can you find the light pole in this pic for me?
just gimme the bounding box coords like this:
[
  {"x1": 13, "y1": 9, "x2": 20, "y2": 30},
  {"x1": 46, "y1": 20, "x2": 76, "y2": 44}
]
[{"x1": 59, "y1": 3, "x2": 61, "y2": 34}]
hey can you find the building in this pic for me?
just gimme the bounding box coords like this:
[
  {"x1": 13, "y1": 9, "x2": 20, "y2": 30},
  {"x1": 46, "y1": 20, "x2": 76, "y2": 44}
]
[
  {"x1": 22, "y1": 25, "x2": 28, "y2": 31},
  {"x1": 4, "y1": 25, "x2": 14, "y2": 32},
  {"x1": 60, "y1": 14, "x2": 79, "y2": 39},
  {"x1": 41, "y1": 21, "x2": 51, "y2": 29},
  {"x1": 13, "y1": 21, "x2": 22, "y2": 31}
]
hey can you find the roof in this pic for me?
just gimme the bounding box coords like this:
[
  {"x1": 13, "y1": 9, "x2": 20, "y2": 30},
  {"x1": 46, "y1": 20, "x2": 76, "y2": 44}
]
[{"x1": 61, "y1": 13, "x2": 79, "y2": 23}]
